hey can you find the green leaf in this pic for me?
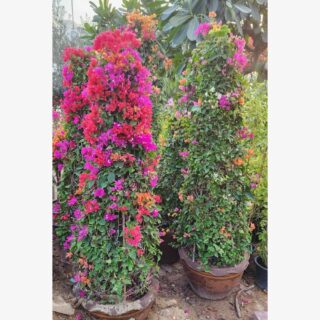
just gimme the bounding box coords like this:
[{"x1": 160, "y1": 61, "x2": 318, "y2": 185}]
[
  {"x1": 171, "y1": 24, "x2": 188, "y2": 47},
  {"x1": 207, "y1": 0, "x2": 219, "y2": 12},
  {"x1": 163, "y1": 22, "x2": 174, "y2": 32},
  {"x1": 187, "y1": 16, "x2": 199, "y2": 41},
  {"x1": 234, "y1": 3, "x2": 251, "y2": 14},
  {"x1": 256, "y1": 0, "x2": 267, "y2": 5},
  {"x1": 160, "y1": 3, "x2": 178, "y2": 20},
  {"x1": 226, "y1": 1, "x2": 232, "y2": 8},
  {"x1": 249, "y1": 4, "x2": 261, "y2": 22},
  {"x1": 107, "y1": 172, "x2": 115, "y2": 183},
  {"x1": 169, "y1": 14, "x2": 192, "y2": 27}
]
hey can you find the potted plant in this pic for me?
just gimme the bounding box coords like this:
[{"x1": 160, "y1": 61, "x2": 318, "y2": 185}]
[
  {"x1": 254, "y1": 214, "x2": 268, "y2": 290},
  {"x1": 172, "y1": 17, "x2": 255, "y2": 300},
  {"x1": 55, "y1": 28, "x2": 162, "y2": 320}
]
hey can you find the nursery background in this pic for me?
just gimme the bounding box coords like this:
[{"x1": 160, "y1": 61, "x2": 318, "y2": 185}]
[{"x1": 52, "y1": 1, "x2": 267, "y2": 319}]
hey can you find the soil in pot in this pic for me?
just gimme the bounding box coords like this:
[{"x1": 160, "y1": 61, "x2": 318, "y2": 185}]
[
  {"x1": 80, "y1": 279, "x2": 159, "y2": 320},
  {"x1": 254, "y1": 255, "x2": 268, "y2": 290},
  {"x1": 179, "y1": 248, "x2": 249, "y2": 300},
  {"x1": 159, "y1": 232, "x2": 179, "y2": 265}
]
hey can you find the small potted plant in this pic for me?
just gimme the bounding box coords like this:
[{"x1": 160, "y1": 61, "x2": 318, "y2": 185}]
[
  {"x1": 254, "y1": 214, "x2": 268, "y2": 290},
  {"x1": 56, "y1": 29, "x2": 161, "y2": 320},
  {"x1": 172, "y1": 17, "x2": 254, "y2": 300}
]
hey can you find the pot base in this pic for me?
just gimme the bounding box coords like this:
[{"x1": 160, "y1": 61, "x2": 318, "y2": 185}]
[
  {"x1": 179, "y1": 248, "x2": 249, "y2": 300},
  {"x1": 80, "y1": 279, "x2": 158, "y2": 320},
  {"x1": 89, "y1": 301, "x2": 154, "y2": 320},
  {"x1": 181, "y1": 259, "x2": 243, "y2": 300}
]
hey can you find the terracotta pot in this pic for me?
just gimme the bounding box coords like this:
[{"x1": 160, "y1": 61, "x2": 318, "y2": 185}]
[
  {"x1": 80, "y1": 279, "x2": 159, "y2": 320},
  {"x1": 159, "y1": 232, "x2": 179, "y2": 265},
  {"x1": 179, "y1": 248, "x2": 249, "y2": 300}
]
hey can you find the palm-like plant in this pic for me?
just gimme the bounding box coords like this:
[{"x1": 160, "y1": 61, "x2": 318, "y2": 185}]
[{"x1": 161, "y1": 0, "x2": 267, "y2": 78}]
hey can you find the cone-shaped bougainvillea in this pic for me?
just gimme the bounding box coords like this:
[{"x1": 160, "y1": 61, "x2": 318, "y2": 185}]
[
  {"x1": 170, "y1": 18, "x2": 254, "y2": 268},
  {"x1": 53, "y1": 29, "x2": 161, "y2": 302}
]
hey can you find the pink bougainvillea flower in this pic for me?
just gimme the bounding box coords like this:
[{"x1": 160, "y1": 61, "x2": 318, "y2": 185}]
[
  {"x1": 167, "y1": 98, "x2": 174, "y2": 106},
  {"x1": 109, "y1": 203, "x2": 118, "y2": 210},
  {"x1": 109, "y1": 195, "x2": 118, "y2": 202},
  {"x1": 53, "y1": 110, "x2": 60, "y2": 120},
  {"x1": 78, "y1": 225, "x2": 88, "y2": 241},
  {"x1": 111, "y1": 179, "x2": 124, "y2": 191},
  {"x1": 104, "y1": 213, "x2": 117, "y2": 221},
  {"x1": 124, "y1": 225, "x2": 142, "y2": 247},
  {"x1": 68, "y1": 196, "x2": 77, "y2": 206},
  {"x1": 194, "y1": 22, "x2": 211, "y2": 37},
  {"x1": 53, "y1": 202, "x2": 61, "y2": 213},
  {"x1": 181, "y1": 168, "x2": 189, "y2": 176},
  {"x1": 57, "y1": 163, "x2": 64, "y2": 172},
  {"x1": 94, "y1": 188, "x2": 105, "y2": 198},
  {"x1": 84, "y1": 199, "x2": 100, "y2": 214},
  {"x1": 108, "y1": 228, "x2": 116, "y2": 236},
  {"x1": 137, "y1": 248, "x2": 144, "y2": 256},
  {"x1": 179, "y1": 151, "x2": 189, "y2": 158},
  {"x1": 152, "y1": 209, "x2": 159, "y2": 217},
  {"x1": 74, "y1": 209, "x2": 83, "y2": 220},
  {"x1": 150, "y1": 175, "x2": 158, "y2": 188},
  {"x1": 218, "y1": 95, "x2": 231, "y2": 111}
]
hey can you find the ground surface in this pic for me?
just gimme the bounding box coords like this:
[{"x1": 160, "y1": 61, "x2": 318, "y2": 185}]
[{"x1": 53, "y1": 242, "x2": 267, "y2": 320}]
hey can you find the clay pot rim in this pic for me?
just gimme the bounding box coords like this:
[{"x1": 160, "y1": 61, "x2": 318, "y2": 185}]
[
  {"x1": 178, "y1": 247, "x2": 249, "y2": 277},
  {"x1": 79, "y1": 278, "x2": 159, "y2": 316},
  {"x1": 254, "y1": 255, "x2": 268, "y2": 271}
]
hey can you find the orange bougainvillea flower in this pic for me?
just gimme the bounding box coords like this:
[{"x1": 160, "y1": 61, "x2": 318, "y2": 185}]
[
  {"x1": 209, "y1": 11, "x2": 217, "y2": 18},
  {"x1": 66, "y1": 252, "x2": 73, "y2": 259},
  {"x1": 136, "y1": 192, "x2": 154, "y2": 208},
  {"x1": 219, "y1": 226, "x2": 232, "y2": 238},
  {"x1": 179, "y1": 78, "x2": 187, "y2": 85},
  {"x1": 164, "y1": 58, "x2": 173, "y2": 70},
  {"x1": 187, "y1": 195, "x2": 194, "y2": 202},
  {"x1": 178, "y1": 192, "x2": 183, "y2": 202},
  {"x1": 249, "y1": 223, "x2": 256, "y2": 232},
  {"x1": 153, "y1": 86, "x2": 160, "y2": 95},
  {"x1": 233, "y1": 158, "x2": 244, "y2": 166},
  {"x1": 245, "y1": 148, "x2": 254, "y2": 159},
  {"x1": 238, "y1": 97, "x2": 245, "y2": 105}
]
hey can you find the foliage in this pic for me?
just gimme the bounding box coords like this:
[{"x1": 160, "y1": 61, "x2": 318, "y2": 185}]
[
  {"x1": 160, "y1": 0, "x2": 267, "y2": 78},
  {"x1": 242, "y1": 74, "x2": 267, "y2": 265},
  {"x1": 53, "y1": 29, "x2": 162, "y2": 302},
  {"x1": 170, "y1": 18, "x2": 255, "y2": 268},
  {"x1": 156, "y1": 91, "x2": 190, "y2": 233},
  {"x1": 53, "y1": 0, "x2": 84, "y2": 99},
  {"x1": 82, "y1": 0, "x2": 169, "y2": 40}
]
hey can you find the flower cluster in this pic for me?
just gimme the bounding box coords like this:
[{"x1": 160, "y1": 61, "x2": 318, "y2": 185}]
[
  {"x1": 53, "y1": 28, "x2": 161, "y2": 302},
  {"x1": 227, "y1": 37, "x2": 248, "y2": 72},
  {"x1": 126, "y1": 10, "x2": 157, "y2": 41},
  {"x1": 194, "y1": 22, "x2": 212, "y2": 37}
]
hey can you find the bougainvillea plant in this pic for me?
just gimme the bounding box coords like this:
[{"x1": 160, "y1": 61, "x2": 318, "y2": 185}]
[
  {"x1": 172, "y1": 17, "x2": 255, "y2": 268},
  {"x1": 53, "y1": 28, "x2": 161, "y2": 303},
  {"x1": 126, "y1": 10, "x2": 174, "y2": 142}
]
